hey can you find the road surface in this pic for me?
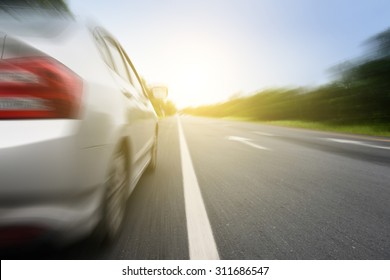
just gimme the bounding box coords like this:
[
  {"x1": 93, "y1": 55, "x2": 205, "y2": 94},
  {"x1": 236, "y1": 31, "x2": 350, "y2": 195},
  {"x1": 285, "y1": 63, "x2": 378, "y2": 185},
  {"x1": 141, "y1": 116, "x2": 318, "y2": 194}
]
[{"x1": 3, "y1": 116, "x2": 390, "y2": 259}]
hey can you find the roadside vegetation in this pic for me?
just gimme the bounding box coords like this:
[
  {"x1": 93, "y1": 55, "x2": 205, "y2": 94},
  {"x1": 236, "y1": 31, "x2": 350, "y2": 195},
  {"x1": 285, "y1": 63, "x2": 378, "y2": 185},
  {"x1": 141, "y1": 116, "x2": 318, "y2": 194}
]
[{"x1": 183, "y1": 28, "x2": 390, "y2": 137}]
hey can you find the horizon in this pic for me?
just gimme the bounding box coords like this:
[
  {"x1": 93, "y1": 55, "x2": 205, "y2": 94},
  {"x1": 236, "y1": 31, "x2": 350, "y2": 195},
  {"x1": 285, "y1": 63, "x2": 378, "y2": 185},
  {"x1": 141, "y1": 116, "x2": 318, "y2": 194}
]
[{"x1": 69, "y1": 0, "x2": 390, "y2": 108}]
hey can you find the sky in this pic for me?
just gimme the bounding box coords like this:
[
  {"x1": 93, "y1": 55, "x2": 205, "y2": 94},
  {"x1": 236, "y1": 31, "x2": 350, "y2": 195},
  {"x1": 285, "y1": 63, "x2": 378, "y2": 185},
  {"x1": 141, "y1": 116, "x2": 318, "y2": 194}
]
[{"x1": 69, "y1": 0, "x2": 390, "y2": 108}]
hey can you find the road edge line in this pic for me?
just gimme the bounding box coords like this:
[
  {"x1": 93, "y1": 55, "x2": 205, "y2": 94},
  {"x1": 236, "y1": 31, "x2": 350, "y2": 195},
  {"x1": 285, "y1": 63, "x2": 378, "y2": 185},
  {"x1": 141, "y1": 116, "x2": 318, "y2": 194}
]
[{"x1": 177, "y1": 116, "x2": 220, "y2": 260}]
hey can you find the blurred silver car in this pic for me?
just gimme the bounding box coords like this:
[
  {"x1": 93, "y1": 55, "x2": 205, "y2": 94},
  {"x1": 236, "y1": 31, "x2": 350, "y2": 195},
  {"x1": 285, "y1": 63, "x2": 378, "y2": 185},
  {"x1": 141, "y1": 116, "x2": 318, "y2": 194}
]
[{"x1": 0, "y1": 13, "x2": 161, "y2": 246}]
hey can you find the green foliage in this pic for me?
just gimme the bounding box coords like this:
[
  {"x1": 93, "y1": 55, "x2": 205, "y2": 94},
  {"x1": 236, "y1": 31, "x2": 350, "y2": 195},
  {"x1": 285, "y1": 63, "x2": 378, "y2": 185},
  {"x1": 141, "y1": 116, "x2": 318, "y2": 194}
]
[
  {"x1": 365, "y1": 28, "x2": 390, "y2": 59},
  {"x1": 161, "y1": 100, "x2": 177, "y2": 116},
  {"x1": 183, "y1": 27, "x2": 390, "y2": 127}
]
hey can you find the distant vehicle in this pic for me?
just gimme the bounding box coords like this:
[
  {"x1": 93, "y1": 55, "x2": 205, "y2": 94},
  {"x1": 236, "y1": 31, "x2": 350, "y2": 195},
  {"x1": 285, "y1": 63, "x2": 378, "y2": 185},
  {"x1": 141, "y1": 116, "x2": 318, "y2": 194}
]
[{"x1": 0, "y1": 12, "x2": 166, "y2": 246}]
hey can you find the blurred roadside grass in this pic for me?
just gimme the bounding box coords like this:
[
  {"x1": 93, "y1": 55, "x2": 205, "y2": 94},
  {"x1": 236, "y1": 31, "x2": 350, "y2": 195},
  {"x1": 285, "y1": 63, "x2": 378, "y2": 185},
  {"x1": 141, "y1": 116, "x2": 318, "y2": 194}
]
[{"x1": 222, "y1": 117, "x2": 390, "y2": 137}]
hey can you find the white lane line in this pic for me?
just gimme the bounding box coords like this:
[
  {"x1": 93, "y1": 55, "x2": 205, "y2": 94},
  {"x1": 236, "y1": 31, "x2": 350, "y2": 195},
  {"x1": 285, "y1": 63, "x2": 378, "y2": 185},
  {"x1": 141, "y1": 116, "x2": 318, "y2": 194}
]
[
  {"x1": 326, "y1": 138, "x2": 390, "y2": 150},
  {"x1": 253, "y1": 131, "x2": 276, "y2": 137},
  {"x1": 228, "y1": 136, "x2": 271, "y2": 151},
  {"x1": 177, "y1": 117, "x2": 220, "y2": 260}
]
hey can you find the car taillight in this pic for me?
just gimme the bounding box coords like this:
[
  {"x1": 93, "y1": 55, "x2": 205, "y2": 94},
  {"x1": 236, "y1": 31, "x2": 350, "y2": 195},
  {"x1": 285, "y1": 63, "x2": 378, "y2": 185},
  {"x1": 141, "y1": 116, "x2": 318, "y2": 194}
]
[{"x1": 0, "y1": 57, "x2": 82, "y2": 119}]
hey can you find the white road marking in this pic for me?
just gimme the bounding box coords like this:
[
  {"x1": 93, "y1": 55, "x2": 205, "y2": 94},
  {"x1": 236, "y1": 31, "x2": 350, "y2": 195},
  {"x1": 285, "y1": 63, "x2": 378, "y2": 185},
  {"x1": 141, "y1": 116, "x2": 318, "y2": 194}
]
[
  {"x1": 177, "y1": 117, "x2": 220, "y2": 260},
  {"x1": 253, "y1": 131, "x2": 276, "y2": 137},
  {"x1": 326, "y1": 138, "x2": 390, "y2": 150},
  {"x1": 228, "y1": 136, "x2": 271, "y2": 151}
]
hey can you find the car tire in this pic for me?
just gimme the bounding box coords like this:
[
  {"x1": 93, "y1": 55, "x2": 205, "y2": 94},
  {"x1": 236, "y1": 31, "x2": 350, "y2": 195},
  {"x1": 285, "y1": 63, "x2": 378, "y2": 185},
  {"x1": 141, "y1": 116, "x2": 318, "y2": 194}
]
[
  {"x1": 147, "y1": 135, "x2": 158, "y2": 172},
  {"x1": 100, "y1": 145, "x2": 129, "y2": 242}
]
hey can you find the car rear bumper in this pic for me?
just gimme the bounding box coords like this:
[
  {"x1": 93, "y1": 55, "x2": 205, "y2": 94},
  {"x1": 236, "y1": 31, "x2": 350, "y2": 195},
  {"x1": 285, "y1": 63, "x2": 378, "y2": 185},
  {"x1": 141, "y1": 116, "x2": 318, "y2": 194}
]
[
  {"x1": 0, "y1": 120, "x2": 107, "y2": 244},
  {"x1": 0, "y1": 188, "x2": 102, "y2": 245}
]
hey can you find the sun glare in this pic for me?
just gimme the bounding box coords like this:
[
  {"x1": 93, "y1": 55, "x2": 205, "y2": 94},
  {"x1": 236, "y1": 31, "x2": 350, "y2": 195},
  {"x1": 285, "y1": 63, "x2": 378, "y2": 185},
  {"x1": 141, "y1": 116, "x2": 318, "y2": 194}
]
[
  {"x1": 138, "y1": 30, "x2": 239, "y2": 109},
  {"x1": 167, "y1": 60, "x2": 212, "y2": 108},
  {"x1": 151, "y1": 35, "x2": 233, "y2": 109}
]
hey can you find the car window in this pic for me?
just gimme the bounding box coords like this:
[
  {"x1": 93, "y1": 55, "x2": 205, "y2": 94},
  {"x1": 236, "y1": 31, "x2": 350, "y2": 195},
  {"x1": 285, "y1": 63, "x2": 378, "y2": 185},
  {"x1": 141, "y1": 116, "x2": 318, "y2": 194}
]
[
  {"x1": 120, "y1": 47, "x2": 147, "y2": 99},
  {"x1": 104, "y1": 38, "x2": 131, "y2": 83},
  {"x1": 93, "y1": 28, "x2": 146, "y2": 99},
  {"x1": 93, "y1": 30, "x2": 114, "y2": 70}
]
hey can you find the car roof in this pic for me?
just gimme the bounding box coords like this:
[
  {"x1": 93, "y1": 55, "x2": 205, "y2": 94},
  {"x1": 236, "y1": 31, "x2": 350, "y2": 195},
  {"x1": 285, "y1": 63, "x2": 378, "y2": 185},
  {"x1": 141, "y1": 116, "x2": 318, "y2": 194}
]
[{"x1": 0, "y1": 10, "x2": 74, "y2": 38}]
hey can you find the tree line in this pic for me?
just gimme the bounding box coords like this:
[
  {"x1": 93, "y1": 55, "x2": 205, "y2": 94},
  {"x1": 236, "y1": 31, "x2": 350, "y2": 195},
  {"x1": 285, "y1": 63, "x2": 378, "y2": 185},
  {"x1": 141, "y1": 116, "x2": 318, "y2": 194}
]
[{"x1": 184, "y1": 28, "x2": 390, "y2": 125}]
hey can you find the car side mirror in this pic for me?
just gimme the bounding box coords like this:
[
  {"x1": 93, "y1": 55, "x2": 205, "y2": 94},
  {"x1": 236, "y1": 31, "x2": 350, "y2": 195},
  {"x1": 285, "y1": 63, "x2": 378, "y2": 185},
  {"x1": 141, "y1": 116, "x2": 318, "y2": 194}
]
[{"x1": 151, "y1": 86, "x2": 168, "y2": 99}]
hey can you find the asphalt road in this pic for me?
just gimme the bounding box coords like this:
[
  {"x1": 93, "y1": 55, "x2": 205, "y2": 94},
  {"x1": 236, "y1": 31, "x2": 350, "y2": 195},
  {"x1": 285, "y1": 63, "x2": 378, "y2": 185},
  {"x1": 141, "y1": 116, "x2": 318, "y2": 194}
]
[{"x1": 3, "y1": 116, "x2": 390, "y2": 259}]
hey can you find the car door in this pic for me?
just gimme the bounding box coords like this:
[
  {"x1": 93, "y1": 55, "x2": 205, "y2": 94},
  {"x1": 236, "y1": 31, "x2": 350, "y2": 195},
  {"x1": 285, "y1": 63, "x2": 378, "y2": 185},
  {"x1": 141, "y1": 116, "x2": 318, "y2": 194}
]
[
  {"x1": 120, "y1": 46, "x2": 157, "y2": 162},
  {"x1": 95, "y1": 30, "x2": 154, "y2": 186}
]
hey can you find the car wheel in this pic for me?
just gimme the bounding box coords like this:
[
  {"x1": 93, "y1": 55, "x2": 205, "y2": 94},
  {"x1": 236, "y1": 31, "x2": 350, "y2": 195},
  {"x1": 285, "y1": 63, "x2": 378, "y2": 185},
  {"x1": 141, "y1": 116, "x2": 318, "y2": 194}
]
[
  {"x1": 147, "y1": 135, "x2": 158, "y2": 172},
  {"x1": 101, "y1": 146, "x2": 129, "y2": 241}
]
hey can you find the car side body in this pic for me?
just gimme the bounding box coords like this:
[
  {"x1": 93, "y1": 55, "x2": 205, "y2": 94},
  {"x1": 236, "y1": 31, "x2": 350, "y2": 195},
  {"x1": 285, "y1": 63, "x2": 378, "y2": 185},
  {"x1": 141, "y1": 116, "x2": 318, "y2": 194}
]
[{"x1": 0, "y1": 14, "x2": 158, "y2": 245}]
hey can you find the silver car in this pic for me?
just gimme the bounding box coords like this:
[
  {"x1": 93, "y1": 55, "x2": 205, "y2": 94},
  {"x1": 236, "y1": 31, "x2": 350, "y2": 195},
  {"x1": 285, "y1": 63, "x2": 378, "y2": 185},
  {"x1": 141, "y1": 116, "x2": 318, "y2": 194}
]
[{"x1": 0, "y1": 12, "x2": 161, "y2": 246}]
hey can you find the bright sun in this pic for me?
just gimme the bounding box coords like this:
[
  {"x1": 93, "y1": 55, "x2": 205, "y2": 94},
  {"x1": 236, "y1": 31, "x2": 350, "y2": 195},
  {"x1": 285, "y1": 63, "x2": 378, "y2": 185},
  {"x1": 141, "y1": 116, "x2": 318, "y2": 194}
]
[
  {"x1": 165, "y1": 55, "x2": 215, "y2": 109},
  {"x1": 141, "y1": 34, "x2": 235, "y2": 109}
]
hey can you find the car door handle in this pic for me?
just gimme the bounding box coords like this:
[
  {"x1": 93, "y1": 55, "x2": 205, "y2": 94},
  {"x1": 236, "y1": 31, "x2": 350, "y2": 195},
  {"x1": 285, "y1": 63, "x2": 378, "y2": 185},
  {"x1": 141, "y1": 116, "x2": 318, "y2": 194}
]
[{"x1": 122, "y1": 90, "x2": 132, "y2": 99}]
